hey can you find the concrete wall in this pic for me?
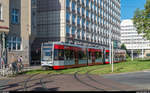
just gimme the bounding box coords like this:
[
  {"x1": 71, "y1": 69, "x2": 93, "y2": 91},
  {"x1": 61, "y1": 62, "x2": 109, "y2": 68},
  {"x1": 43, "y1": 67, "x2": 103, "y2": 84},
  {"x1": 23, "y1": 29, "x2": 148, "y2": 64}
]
[{"x1": 0, "y1": 0, "x2": 9, "y2": 33}]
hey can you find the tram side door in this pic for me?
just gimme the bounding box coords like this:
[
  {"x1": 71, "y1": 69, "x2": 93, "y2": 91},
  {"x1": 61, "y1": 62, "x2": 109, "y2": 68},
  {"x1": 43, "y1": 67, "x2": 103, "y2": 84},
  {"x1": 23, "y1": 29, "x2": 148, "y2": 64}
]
[
  {"x1": 74, "y1": 48, "x2": 78, "y2": 65},
  {"x1": 92, "y1": 51, "x2": 95, "y2": 65}
]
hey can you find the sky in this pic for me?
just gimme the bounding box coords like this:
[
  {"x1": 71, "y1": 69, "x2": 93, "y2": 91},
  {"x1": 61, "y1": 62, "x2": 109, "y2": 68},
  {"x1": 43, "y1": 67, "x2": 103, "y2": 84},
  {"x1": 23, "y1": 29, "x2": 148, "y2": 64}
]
[{"x1": 121, "y1": 0, "x2": 146, "y2": 20}]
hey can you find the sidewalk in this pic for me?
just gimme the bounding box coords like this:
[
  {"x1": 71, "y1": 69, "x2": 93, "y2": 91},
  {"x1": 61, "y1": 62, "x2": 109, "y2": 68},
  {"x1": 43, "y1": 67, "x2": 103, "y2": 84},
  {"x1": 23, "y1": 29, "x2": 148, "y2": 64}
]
[
  {"x1": 0, "y1": 65, "x2": 41, "y2": 79},
  {"x1": 23, "y1": 65, "x2": 41, "y2": 71}
]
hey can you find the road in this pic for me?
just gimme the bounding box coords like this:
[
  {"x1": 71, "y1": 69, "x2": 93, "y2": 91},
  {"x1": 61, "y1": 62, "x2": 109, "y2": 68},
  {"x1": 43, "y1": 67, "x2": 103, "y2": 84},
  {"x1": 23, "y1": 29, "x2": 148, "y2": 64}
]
[
  {"x1": 0, "y1": 73, "x2": 138, "y2": 91},
  {"x1": 1, "y1": 66, "x2": 150, "y2": 91},
  {"x1": 0, "y1": 79, "x2": 10, "y2": 90},
  {"x1": 103, "y1": 70, "x2": 150, "y2": 89}
]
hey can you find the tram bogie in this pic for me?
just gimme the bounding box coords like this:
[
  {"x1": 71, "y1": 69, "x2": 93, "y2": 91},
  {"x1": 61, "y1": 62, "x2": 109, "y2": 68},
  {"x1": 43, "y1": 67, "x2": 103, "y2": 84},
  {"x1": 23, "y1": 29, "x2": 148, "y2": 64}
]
[{"x1": 41, "y1": 42, "x2": 126, "y2": 70}]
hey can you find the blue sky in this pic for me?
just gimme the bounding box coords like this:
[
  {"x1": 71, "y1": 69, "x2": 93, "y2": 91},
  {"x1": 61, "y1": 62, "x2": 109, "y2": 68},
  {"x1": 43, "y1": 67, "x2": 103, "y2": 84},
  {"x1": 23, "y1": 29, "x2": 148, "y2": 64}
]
[{"x1": 121, "y1": 0, "x2": 146, "y2": 20}]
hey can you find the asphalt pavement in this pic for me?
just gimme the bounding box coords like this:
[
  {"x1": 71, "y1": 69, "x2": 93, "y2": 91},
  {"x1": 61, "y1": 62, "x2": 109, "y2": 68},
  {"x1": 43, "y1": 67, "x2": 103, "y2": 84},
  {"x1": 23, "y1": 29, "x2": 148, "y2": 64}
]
[
  {"x1": 1, "y1": 66, "x2": 150, "y2": 91},
  {"x1": 103, "y1": 70, "x2": 150, "y2": 89},
  {"x1": 0, "y1": 79, "x2": 10, "y2": 90}
]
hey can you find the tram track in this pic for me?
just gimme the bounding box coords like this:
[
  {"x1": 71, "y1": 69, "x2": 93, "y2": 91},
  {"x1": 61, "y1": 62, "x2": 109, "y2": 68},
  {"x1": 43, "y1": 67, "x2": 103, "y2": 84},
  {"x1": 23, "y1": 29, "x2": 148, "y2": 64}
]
[
  {"x1": 73, "y1": 69, "x2": 105, "y2": 91},
  {"x1": 39, "y1": 73, "x2": 64, "y2": 91},
  {"x1": 73, "y1": 67, "x2": 123, "y2": 91},
  {"x1": 86, "y1": 69, "x2": 121, "y2": 91},
  {"x1": 23, "y1": 72, "x2": 65, "y2": 91},
  {"x1": 23, "y1": 73, "x2": 39, "y2": 91}
]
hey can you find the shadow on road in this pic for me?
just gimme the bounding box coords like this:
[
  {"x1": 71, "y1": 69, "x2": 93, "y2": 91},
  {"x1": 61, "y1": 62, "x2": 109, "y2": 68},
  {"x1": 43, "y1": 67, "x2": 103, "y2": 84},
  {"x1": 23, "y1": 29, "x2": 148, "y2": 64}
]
[{"x1": 32, "y1": 87, "x2": 59, "y2": 91}]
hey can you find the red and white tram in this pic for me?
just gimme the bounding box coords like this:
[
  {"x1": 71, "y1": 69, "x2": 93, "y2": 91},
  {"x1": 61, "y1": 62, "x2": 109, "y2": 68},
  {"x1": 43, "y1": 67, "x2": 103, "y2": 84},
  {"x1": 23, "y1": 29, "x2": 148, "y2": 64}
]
[{"x1": 41, "y1": 42, "x2": 126, "y2": 70}]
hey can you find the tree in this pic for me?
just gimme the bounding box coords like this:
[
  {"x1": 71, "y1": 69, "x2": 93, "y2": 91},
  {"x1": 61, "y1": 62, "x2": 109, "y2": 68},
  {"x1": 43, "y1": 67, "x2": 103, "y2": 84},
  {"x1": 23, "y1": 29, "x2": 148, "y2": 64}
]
[
  {"x1": 121, "y1": 44, "x2": 130, "y2": 58},
  {"x1": 133, "y1": 0, "x2": 150, "y2": 40},
  {"x1": 121, "y1": 43, "x2": 127, "y2": 50}
]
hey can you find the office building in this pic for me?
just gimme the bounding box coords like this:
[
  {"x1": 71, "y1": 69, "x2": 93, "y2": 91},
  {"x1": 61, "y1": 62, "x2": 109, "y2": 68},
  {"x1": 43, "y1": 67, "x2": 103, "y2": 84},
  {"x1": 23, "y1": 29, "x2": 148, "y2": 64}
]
[
  {"x1": 34, "y1": 0, "x2": 121, "y2": 51},
  {"x1": 121, "y1": 19, "x2": 150, "y2": 57}
]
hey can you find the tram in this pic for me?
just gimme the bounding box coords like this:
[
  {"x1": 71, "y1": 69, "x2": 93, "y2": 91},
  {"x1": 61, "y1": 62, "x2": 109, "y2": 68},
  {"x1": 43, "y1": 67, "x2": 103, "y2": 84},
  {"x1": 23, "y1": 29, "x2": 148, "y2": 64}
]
[{"x1": 41, "y1": 42, "x2": 126, "y2": 70}]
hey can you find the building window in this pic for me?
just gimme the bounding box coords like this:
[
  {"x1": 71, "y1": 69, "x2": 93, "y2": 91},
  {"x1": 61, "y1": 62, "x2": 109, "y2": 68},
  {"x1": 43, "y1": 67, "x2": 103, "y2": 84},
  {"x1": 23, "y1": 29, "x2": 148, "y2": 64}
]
[
  {"x1": 66, "y1": 25, "x2": 70, "y2": 36},
  {"x1": 72, "y1": 2, "x2": 75, "y2": 11},
  {"x1": 66, "y1": 12, "x2": 70, "y2": 22},
  {"x1": 66, "y1": 0, "x2": 70, "y2": 8},
  {"x1": 11, "y1": 9, "x2": 19, "y2": 24},
  {"x1": 72, "y1": 15, "x2": 75, "y2": 24},
  {"x1": 0, "y1": 4, "x2": 2, "y2": 20},
  {"x1": 7, "y1": 36, "x2": 22, "y2": 51}
]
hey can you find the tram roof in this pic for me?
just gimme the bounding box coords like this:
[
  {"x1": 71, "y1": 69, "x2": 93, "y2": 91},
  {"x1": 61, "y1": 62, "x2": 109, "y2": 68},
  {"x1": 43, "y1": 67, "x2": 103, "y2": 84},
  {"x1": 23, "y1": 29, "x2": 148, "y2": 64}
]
[{"x1": 43, "y1": 42, "x2": 103, "y2": 49}]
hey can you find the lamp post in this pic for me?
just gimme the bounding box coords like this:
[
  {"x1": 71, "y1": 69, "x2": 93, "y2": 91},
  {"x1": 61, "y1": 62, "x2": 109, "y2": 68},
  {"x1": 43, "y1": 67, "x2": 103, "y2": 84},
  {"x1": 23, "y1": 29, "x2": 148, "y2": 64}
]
[
  {"x1": 141, "y1": 16, "x2": 145, "y2": 60},
  {"x1": 109, "y1": 27, "x2": 112, "y2": 64},
  {"x1": 131, "y1": 33, "x2": 133, "y2": 61},
  {"x1": 112, "y1": 41, "x2": 114, "y2": 72},
  {"x1": 142, "y1": 31, "x2": 144, "y2": 60}
]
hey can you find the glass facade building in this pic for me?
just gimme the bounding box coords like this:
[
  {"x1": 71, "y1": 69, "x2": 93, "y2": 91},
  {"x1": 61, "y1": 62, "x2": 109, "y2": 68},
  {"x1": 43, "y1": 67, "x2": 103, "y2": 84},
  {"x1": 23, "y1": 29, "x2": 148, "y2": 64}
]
[{"x1": 36, "y1": 0, "x2": 121, "y2": 49}]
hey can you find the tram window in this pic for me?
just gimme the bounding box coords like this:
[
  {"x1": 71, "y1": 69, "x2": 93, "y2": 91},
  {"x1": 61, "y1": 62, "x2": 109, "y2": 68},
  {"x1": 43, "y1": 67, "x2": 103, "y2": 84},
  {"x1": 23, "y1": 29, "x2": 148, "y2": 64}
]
[
  {"x1": 45, "y1": 52, "x2": 51, "y2": 56},
  {"x1": 70, "y1": 50, "x2": 74, "y2": 59},
  {"x1": 42, "y1": 51, "x2": 52, "y2": 61},
  {"x1": 64, "y1": 49, "x2": 74, "y2": 60},
  {"x1": 79, "y1": 50, "x2": 87, "y2": 60},
  {"x1": 95, "y1": 52, "x2": 102, "y2": 59},
  {"x1": 54, "y1": 49, "x2": 64, "y2": 60},
  {"x1": 88, "y1": 52, "x2": 92, "y2": 59},
  {"x1": 78, "y1": 51, "x2": 83, "y2": 60}
]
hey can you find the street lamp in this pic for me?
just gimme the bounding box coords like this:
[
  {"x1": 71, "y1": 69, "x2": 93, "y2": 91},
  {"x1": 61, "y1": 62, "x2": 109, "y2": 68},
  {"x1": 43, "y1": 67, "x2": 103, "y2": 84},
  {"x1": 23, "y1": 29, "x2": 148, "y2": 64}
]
[
  {"x1": 112, "y1": 41, "x2": 114, "y2": 72},
  {"x1": 142, "y1": 31, "x2": 144, "y2": 60},
  {"x1": 109, "y1": 27, "x2": 112, "y2": 64},
  {"x1": 141, "y1": 16, "x2": 145, "y2": 60},
  {"x1": 131, "y1": 35, "x2": 133, "y2": 61}
]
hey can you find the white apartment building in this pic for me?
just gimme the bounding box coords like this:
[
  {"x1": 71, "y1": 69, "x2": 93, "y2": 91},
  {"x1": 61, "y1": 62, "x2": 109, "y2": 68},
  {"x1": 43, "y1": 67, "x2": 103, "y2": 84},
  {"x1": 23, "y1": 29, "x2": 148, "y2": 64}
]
[{"x1": 121, "y1": 19, "x2": 150, "y2": 57}]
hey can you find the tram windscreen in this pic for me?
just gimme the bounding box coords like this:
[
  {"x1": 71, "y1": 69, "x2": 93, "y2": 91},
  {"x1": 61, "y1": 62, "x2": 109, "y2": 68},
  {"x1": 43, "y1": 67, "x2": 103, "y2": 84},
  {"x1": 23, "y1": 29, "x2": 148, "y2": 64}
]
[{"x1": 42, "y1": 44, "x2": 53, "y2": 61}]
